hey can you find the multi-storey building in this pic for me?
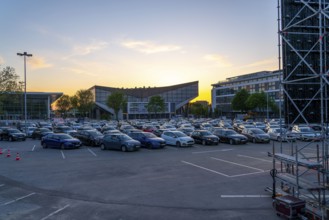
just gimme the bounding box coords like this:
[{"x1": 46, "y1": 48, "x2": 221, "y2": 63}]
[
  {"x1": 211, "y1": 70, "x2": 282, "y2": 118},
  {"x1": 89, "y1": 81, "x2": 198, "y2": 119}
]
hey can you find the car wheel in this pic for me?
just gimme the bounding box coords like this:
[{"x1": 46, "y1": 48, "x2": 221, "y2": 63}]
[
  {"x1": 252, "y1": 138, "x2": 256, "y2": 143},
  {"x1": 202, "y1": 140, "x2": 206, "y2": 145},
  {"x1": 100, "y1": 144, "x2": 105, "y2": 150},
  {"x1": 42, "y1": 142, "x2": 48, "y2": 148},
  {"x1": 176, "y1": 141, "x2": 181, "y2": 148},
  {"x1": 277, "y1": 137, "x2": 282, "y2": 142},
  {"x1": 147, "y1": 143, "x2": 153, "y2": 149},
  {"x1": 121, "y1": 145, "x2": 127, "y2": 152},
  {"x1": 9, "y1": 137, "x2": 13, "y2": 142},
  {"x1": 61, "y1": 144, "x2": 65, "y2": 150},
  {"x1": 229, "y1": 139, "x2": 234, "y2": 145}
]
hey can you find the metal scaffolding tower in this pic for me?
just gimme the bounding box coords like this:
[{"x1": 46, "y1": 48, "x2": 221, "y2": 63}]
[{"x1": 271, "y1": 0, "x2": 329, "y2": 218}]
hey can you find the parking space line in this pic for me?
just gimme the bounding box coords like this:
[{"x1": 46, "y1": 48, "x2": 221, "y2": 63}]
[
  {"x1": 192, "y1": 149, "x2": 233, "y2": 154},
  {"x1": 61, "y1": 150, "x2": 65, "y2": 159},
  {"x1": 0, "y1": 184, "x2": 4, "y2": 187},
  {"x1": 211, "y1": 157, "x2": 265, "y2": 172},
  {"x1": 237, "y1": 154, "x2": 272, "y2": 163},
  {"x1": 87, "y1": 148, "x2": 97, "y2": 157},
  {"x1": 229, "y1": 170, "x2": 270, "y2": 178},
  {"x1": 40, "y1": 204, "x2": 70, "y2": 220},
  {"x1": 32, "y1": 145, "x2": 36, "y2": 151},
  {"x1": 181, "y1": 161, "x2": 230, "y2": 177},
  {"x1": 0, "y1": 192, "x2": 36, "y2": 206}
]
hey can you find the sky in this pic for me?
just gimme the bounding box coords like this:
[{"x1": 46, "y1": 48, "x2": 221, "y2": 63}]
[{"x1": 0, "y1": 0, "x2": 279, "y2": 102}]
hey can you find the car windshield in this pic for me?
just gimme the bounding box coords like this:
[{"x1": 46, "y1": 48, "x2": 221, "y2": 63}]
[
  {"x1": 119, "y1": 134, "x2": 132, "y2": 140},
  {"x1": 174, "y1": 132, "x2": 187, "y2": 137},
  {"x1": 300, "y1": 127, "x2": 314, "y2": 132},
  {"x1": 200, "y1": 131, "x2": 212, "y2": 136},
  {"x1": 9, "y1": 129, "x2": 21, "y2": 134},
  {"x1": 89, "y1": 131, "x2": 103, "y2": 137},
  {"x1": 144, "y1": 133, "x2": 157, "y2": 138},
  {"x1": 58, "y1": 134, "x2": 73, "y2": 140},
  {"x1": 252, "y1": 129, "x2": 265, "y2": 134},
  {"x1": 225, "y1": 130, "x2": 237, "y2": 135}
]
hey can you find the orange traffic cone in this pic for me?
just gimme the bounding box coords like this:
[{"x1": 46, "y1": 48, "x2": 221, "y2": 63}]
[
  {"x1": 6, "y1": 149, "x2": 11, "y2": 157},
  {"x1": 15, "y1": 153, "x2": 20, "y2": 161},
  {"x1": 0, "y1": 148, "x2": 2, "y2": 155}
]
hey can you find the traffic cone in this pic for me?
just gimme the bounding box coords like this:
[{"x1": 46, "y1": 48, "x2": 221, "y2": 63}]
[
  {"x1": 6, "y1": 149, "x2": 11, "y2": 157},
  {"x1": 15, "y1": 153, "x2": 20, "y2": 161},
  {"x1": 0, "y1": 148, "x2": 2, "y2": 155}
]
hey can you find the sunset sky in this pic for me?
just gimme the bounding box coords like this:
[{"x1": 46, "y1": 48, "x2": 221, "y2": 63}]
[{"x1": 0, "y1": 0, "x2": 278, "y2": 102}]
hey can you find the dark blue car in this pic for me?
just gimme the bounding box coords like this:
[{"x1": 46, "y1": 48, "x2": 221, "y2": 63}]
[
  {"x1": 129, "y1": 131, "x2": 166, "y2": 149},
  {"x1": 41, "y1": 133, "x2": 82, "y2": 149}
]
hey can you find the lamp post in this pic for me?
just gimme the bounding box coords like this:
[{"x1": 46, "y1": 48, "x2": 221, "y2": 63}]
[{"x1": 17, "y1": 52, "x2": 32, "y2": 134}]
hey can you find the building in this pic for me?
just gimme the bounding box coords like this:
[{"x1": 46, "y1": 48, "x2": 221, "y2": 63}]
[
  {"x1": 0, "y1": 92, "x2": 63, "y2": 120},
  {"x1": 89, "y1": 81, "x2": 198, "y2": 119},
  {"x1": 211, "y1": 70, "x2": 282, "y2": 118}
]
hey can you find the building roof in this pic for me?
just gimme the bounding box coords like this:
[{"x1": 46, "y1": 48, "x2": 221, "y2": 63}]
[{"x1": 89, "y1": 81, "x2": 198, "y2": 98}]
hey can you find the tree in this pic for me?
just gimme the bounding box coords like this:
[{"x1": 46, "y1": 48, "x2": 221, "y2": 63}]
[
  {"x1": 106, "y1": 91, "x2": 126, "y2": 121},
  {"x1": 147, "y1": 96, "x2": 165, "y2": 118},
  {"x1": 189, "y1": 102, "x2": 208, "y2": 118},
  {"x1": 0, "y1": 66, "x2": 23, "y2": 115},
  {"x1": 231, "y1": 89, "x2": 250, "y2": 113},
  {"x1": 71, "y1": 89, "x2": 94, "y2": 117},
  {"x1": 55, "y1": 94, "x2": 72, "y2": 118}
]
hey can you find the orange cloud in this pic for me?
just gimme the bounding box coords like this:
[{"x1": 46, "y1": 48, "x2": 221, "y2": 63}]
[
  {"x1": 204, "y1": 54, "x2": 232, "y2": 67},
  {"x1": 28, "y1": 56, "x2": 52, "y2": 69}
]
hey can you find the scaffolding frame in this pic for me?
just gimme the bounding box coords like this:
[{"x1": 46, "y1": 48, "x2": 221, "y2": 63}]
[{"x1": 272, "y1": 0, "x2": 329, "y2": 218}]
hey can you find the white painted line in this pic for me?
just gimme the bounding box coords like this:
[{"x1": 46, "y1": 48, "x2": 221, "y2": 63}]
[
  {"x1": 192, "y1": 149, "x2": 233, "y2": 154},
  {"x1": 32, "y1": 145, "x2": 36, "y2": 151},
  {"x1": 237, "y1": 154, "x2": 272, "y2": 163},
  {"x1": 221, "y1": 195, "x2": 272, "y2": 198},
  {"x1": 40, "y1": 204, "x2": 70, "y2": 220},
  {"x1": 229, "y1": 171, "x2": 268, "y2": 178},
  {"x1": 1, "y1": 192, "x2": 36, "y2": 206},
  {"x1": 0, "y1": 184, "x2": 4, "y2": 187},
  {"x1": 61, "y1": 150, "x2": 65, "y2": 159},
  {"x1": 87, "y1": 148, "x2": 97, "y2": 157},
  {"x1": 211, "y1": 157, "x2": 265, "y2": 172},
  {"x1": 181, "y1": 161, "x2": 230, "y2": 177}
]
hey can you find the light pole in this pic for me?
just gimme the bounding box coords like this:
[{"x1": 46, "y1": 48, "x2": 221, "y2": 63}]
[{"x1": 17, "y1": 52, "x2": 32, "y2": 134}]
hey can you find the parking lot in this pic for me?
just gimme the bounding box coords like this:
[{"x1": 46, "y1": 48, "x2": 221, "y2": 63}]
[{"x1": 0, "y1": 139, "x2": 299, "y2": 219}]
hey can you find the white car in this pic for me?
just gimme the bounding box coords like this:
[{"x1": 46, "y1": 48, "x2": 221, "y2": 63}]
[{"x1": 161, "y1": 131, "x2": 194, "y2": 147}]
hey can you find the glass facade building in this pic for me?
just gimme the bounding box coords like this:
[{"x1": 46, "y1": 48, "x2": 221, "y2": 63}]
[
  {"x1": 0, "y1": 92, "x2": 62, "y2": 120},
  {"x1": 211, "y1": 70, "x2": 282, "y2": 117},
  {"x1": 89, "y1": 81, "x2": 199, "y2": 119}
]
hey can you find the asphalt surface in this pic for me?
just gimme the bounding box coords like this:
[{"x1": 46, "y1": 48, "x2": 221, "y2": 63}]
[{"x1": 0, "y1": 139, "x2": 303, "y2": 220}]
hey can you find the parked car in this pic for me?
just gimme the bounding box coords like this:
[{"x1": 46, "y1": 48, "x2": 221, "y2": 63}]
[
  {"x1": 75, "y1": 130, "x2": 104, "y2": 146},
  {"x1": 25, "y1": 126, "x2": 37, "y2": 138},
  {"x1": 267, "y1": 128, "x2": 296, "y2": 142},
  {"x1": 213, "y1": 128, "x2": 248, "y2": 145},
  {"x1": 41, "y1": 133, "x2": 81, "y2": 149},
  {"x1": 242, "y1": 128, "x2": 270, "y2": 143},
  {"x1": 129, "y1": 132, "x2": 166, "y2": 149},
  {"x1": 0, "y1": 128, "x2": 26, "y2": 141},
  {"x1": 161, "y1": 131, "x2": 194, "y2": 147},
  {"x1": 31, "y1": 128, "x2": 53, "y2": 140},
  {"x1": 191, "y1": 130, "x2": 219, "y2": 145},
  {"x1": 101, "y1": 133, "x2": 141, "y2": 152},
  {"x1": 53, "y1": 126, "x2": 77, "y2": 135},
  {"x1": 291, "y1": 126, "x2": 321, "y2": 141},
  {"x1": 177, "y1": 127, "x2": 194, "y2": 136}
]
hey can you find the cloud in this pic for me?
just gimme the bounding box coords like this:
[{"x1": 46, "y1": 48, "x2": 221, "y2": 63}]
[
  {"x1": 62, "y1": 67, "x2": 98, "y2": 77},
  {"x1": 244, "y1": 58, "x2": 277, "y2": 68},
  {"x1": 63, "y1": 41, "x2": 109, "y2": 59},
  {"x1": 121, "y1": 40, "x2": 182, "y2": 54},
  {"x1": 28, "y1": 56, "x2": 52, "y2": 69},
  {"x1": 204, "y1": 54, "x2": 232, "y2": 67}
]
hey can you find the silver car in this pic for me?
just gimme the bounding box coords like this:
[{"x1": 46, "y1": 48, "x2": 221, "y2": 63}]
[{"x1": 161, "y1": 131, "x2": 194, "y2": 147}]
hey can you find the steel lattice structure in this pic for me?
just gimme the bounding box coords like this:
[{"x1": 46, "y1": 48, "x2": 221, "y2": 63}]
[{"x1": 272, "y1": 0, "x2": 329, "y2": 218}]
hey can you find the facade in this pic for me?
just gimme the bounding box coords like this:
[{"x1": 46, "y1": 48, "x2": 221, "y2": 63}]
[
  {"x1": 0, "y1": 92, "x2": 63, "y2": 120},
  {"x1": 211, "y1": 70, "x2": 282, "y2": 118},
  {"x1": 89, "y1": 81, "x2": 198, "y2": 119}
]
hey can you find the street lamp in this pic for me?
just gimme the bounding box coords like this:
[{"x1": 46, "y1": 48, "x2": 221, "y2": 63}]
[{"x1": 17, "y1": 52, "x2": 32, "y2": 134}]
